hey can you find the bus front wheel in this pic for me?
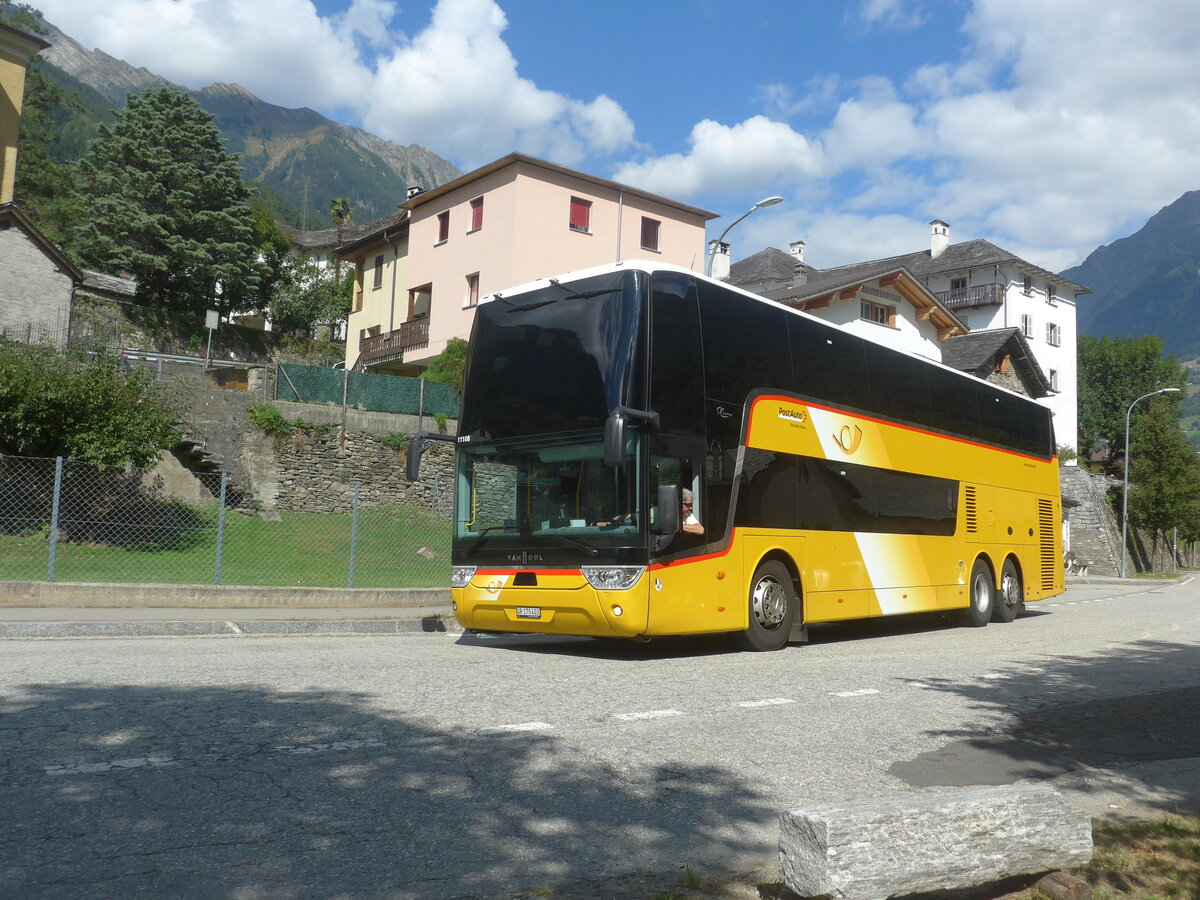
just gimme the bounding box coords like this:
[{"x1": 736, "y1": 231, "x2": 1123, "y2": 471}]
[
  {"x1": 736, "y1": 560, "x2": 798, "y2": 651},
  {"x1": 992, "y1": 559, "x2": 1023, "y2": 623},
  {"x1": 961, "y1": 559, "x2": 994, "y2": 627}
]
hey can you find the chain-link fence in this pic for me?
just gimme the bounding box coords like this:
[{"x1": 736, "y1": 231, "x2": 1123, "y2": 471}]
[
  {"x1": 276, "y1": 363, "x2": 460, "y2": 418},
  {"x1": 0, "y1": 455, "x2": 451, "y2": 589}
]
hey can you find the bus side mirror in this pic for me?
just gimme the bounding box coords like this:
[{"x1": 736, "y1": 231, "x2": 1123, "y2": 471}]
[
  {"x1": 603, "y1": 413, "x2": 627, "y2": 467},
  {"x1": 654, "y1": 484, "x2": 680, "y2": 534},
  {"x1": 405, "y1": 434, "x2": 429, "y2": 481}
]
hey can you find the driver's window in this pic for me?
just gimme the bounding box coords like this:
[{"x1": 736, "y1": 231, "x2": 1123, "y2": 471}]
[{"x1": 651, "y1": 454, "x2": 706, "y2": 551}]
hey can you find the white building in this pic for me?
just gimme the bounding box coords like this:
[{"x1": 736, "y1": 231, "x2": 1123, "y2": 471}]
[{"x1": 728, "y1": 222, "x2": 1088, "y2": 458}]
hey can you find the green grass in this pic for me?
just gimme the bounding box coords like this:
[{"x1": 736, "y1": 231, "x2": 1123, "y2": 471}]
[{"x1": 0, "y1": 504, "x2": 451, "y2": 588}]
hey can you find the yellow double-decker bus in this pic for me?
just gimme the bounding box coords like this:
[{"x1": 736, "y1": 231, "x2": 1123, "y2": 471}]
[{"x1": 412, "y1": 261, "x2": 1063, "y2": 651}]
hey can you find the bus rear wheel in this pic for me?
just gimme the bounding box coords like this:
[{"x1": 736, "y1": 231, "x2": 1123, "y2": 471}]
[
  {"x1": 735, "y1": 560, "x2": 797, "y2": 652},
  {"x1": 992, "y1": 559, "x2": 1022, "y2": 623},
  {"x1": 961, "y1": 558, "x2": 993, "y2": 627}
]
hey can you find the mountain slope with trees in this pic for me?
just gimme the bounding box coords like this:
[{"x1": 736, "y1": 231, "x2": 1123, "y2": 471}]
[
  {"x1": 6, "y1": 4, "x2": 461, "y2": 227},
  {"x1": 1065, "y1": 190, "x2": 1200, "y2": 358}
]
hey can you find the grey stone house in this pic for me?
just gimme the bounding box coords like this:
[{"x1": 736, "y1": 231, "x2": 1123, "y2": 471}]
[{"x1": 0, "y1": 202, "x2": 80, "y2": 347}]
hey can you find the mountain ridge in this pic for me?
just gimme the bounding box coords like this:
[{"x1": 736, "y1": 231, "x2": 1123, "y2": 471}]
[{"x1": 35, "y1": 16, "x2": 461, "y2": 227}]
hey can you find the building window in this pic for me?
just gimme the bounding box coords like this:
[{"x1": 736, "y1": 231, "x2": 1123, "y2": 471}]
[
  {"x1": 640, "y1": 217, "x2": 660, "y2": 252},
  {"x1": 436, "y1": 211, "x2": 450, "y2": 243},
  {"x1": 372, "y1": 254, "x2": 384, "y2": 289},
  {"x1": 569, "y1": 197, "x2": 591, "y2": 233},
  {"x1": 950, "y1": 277, "x2": 967, "y2": 291},
  {"x1": 1023, "y1": 274, "x2": 1033, "y2": 295},
  {"x1": 860, "y1": 300, "x2": 895, "y2": 327},
  {"x1": 1020, "y1": 313, "x2": 1034, "y2": 338},
  {"x1": 1049, "y1": 368, "x2": 1059, "y2": 391},
  {"x1": 409, "y1": 284, "x2": 432, "y2": 320},
  {"x1": 959, "y1": 314, "x2": 968, "y2": 329},
  {"x1": 354, "y1": 262, "x2": 365, "y2": 311},
  {"x1": 1046, "y1": 322, "x2": 1061, "y2": 347},
  {"x1": 465, "y1": 272, "x2": 480, "y2": 308},
  {"x1": 470, "y1": 197, "x2": 484, "y2": 232},
  {"x1": 1047, "y1": 283, "x2": 1057, "y2": 304}
]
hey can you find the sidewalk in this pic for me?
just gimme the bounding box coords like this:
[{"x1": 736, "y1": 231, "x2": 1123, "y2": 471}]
[{"x1": 0, "y1": 580, "x2": 460, "y2": 638}]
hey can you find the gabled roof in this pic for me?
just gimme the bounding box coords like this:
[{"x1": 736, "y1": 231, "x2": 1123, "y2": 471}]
[
  {"x1": 727, "y1": 246, "x2": 796, "y2": 287},
  {"x1": 401, "y1": 152, "x2": 718, "y2": 221},
  {"x1": 815, "y1": 238, "x2": 1090, "y2": 295},
  {"x1": 940, "y1": 327, "x2": 1053, "y2": 398},
  {"x1": 761, "y1": 264, "x2": 967, "y2": 341},
  {"x1": 336, "y1": 208, "x2": 410, "y2": 259},
  {"x1": 81, "y1": 270, "x2": 136, "y2": 298},
  {"x1": 0, "y1": 202, "x2": 83, "y2": 281}
]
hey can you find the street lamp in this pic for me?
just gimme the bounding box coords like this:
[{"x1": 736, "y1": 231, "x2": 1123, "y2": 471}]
[
  {"x1": 1120, "y1": 387, "x2": 1181, "y2": 577},
  {"x1": 704, "y1": 195, "x2": 784, "y2": 277}
]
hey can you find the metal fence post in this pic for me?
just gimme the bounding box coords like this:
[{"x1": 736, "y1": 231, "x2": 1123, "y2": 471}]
[
  {"x1": 215, "y1": 472, "x2": 228, "y2": 585},
  {"x1": 46, "y1": 456, "x2": 63, "y2": 582},
  {"x1": 348, "y1": 482, "x2": 360, "y2": 588}
]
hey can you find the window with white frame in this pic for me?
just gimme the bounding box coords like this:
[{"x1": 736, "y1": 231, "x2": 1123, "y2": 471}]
[
  {"x1": 469, "y1": 197, "x2": 483, "y2": 232},
  {"x1": 569, "y1": 197, "x2": 591, "y2": 232},
  {"x1": 372, "y1": 254, "x2": 384, "y2": 289},
  {"x1": 1047, "y1": 283, "x2": 1057, "y2": 304},
  {"x1": 950, "y1": 277, "x2": 967, "y2": 291},
  {"x1": 1049, "y1": 369, "x2": 1059, "y2": 391},
  {"x1": 1046, "y1": 322, "x2": 1061, "y2": 346},
  {"x1": 465, "y1": 272, "x2": 480, "y2": 308},
  {"x1": 860, "y1": 299, "x2": 895, "y2": 327},
  {"x1": 1023, "y1": 274, "x2": 1033, "y2": 295},
  {"x1": 640, "y1": 217, "x2": 660, "y2": 252},
  {"x1": 436, "y1": 211, "x2": 450, "y2": 243},
  {"x1": 1020, "y1": 313, "x2": 1034, "y2": 337}
]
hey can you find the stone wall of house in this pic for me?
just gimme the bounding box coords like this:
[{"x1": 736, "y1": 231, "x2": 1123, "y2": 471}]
[{"x1": 0, "y1": 225, "x2": 74, "y2": 346}]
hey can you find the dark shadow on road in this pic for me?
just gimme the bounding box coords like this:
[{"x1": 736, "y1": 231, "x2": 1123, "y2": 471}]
[
  {"x1": 0, "y1": 680, "x2": 774, "y2": 899},
  {"x1": 886, "y1": 637, "x2": 1200, "y2": 817}
]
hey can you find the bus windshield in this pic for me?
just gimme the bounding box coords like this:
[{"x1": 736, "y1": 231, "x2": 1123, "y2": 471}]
[{"x1": 455, "y1": 430, "x2": 643, "y2": 555}]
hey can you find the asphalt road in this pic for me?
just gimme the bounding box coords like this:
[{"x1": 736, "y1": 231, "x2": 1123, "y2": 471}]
[{"x1": 2, "y1": 577, "x2": 1198, "y2": 898}]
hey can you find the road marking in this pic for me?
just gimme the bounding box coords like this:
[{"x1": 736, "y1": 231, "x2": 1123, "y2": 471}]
[
  {"x1": 45, "y1": 756, "x2": 176, "y2": 776},
  {"x1": 831, "y1": 688, "x2": 881, "y2": 698},
  {"x1": 477, "y1": 722, "x2": 554, "y2": 736},
  {"x1": 277, "y1": 739, "x2": 386, "y2": 754},
  {"x1": 613, "y1": 709, "x2": 684, "y2": 721},
  {"x1": 736, "y1": 697, "x2": 794, "y2": 708}
]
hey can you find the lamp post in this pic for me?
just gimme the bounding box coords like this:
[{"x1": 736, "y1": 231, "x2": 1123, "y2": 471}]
[
  {"x1": 705, "y1": 195, "x2": 784, "y2": 277},
  {"x1": 1120, "y1": 387, "x2": 1180, "y2": 577}
]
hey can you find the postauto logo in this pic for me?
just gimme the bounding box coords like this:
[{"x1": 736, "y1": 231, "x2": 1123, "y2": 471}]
[{"x1": 777, "y1": 405, "x2": 807, "y2": 424}]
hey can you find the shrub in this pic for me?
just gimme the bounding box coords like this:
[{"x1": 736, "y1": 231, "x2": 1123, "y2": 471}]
[{"x1": 380, "y1": 432, "x2": 411, "y2": 450}]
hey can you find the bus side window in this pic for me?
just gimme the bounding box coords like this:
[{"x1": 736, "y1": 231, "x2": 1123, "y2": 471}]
[{"x1": 651, "y1": 453, "x2": 706, "y2": 552}]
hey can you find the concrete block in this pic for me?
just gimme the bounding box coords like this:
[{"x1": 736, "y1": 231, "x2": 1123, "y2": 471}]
[{"x1": 779, "y1": 785, "x2": 1092, "y2": 900}]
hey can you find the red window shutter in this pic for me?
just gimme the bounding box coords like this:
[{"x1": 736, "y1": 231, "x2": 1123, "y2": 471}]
[
  {"x1": 437, "y1": 211, "x2": 450, "y2": 242},
  {"x1": 569, "y1": 197, "x2": 591, "y2": 231},
  {"x1": 470, "y1": 197, "x2": 483, "y2": 231},
  {"x1": 640, "y1": 217, "x2": 660, "y2": 251}
]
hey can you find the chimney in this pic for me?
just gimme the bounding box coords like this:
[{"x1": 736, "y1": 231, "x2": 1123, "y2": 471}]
[
  {"x1": 789, "y1": 240, "x2": 806, "y2": 263},
  {"x1": 406, "y1": 185, "x2": 424, "y2": 200},
  {"x1": 709, "y1": 240, "x2": 731, "y2": 281},
  {"x1": 930, "y1": 219, "x2": 950, "y2": 258}
]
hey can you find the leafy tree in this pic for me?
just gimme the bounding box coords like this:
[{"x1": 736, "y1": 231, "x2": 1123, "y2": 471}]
[
  {"x1": 267, "y1": 255, "x2": 353, "y2": 338},
  {"x1": 1127, "y1": 393, "x2": 1200, "y2": 561},
  {"x1": 422, "y1": 337, "x2": 468, "y2": 394},
  {"x1": 249, "y1": 206, "x2": 293, "y2": 313},
  {"x1": 1077, "y1": 334, "x2": 1183, "y2": 470},
  {"x1": 70, "y1": 86, "x2": 263, "y2": 318},
  {"x1": 0, "y1": 342, "x2": 182, "y2": 467}
]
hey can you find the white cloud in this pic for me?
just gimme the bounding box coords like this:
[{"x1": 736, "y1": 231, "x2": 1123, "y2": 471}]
[
  {"x1": 852, "y1": 0, "x2": 929, "y2": 32},
  {"x1": 612, "y1": 116, "x2": 824, "y2": 199}
]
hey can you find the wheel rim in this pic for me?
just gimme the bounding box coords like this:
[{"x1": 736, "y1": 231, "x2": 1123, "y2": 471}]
[
  {"x1": 972, "y1": 572, "x2": 991, "y2": 613},
  {"x1": 1001, "y1": 570, "x2": 1020, "y2": 612},
  {"x1": 752, "y1": 575, "x2": 787, "y2": 630}
]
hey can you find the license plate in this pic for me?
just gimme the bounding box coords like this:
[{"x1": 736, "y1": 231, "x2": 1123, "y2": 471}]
[{"x1": 515, "y1": 606, "x2": 542, "y2": 619}]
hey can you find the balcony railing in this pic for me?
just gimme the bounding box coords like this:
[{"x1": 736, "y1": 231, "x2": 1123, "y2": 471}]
[
  {"x1": 933, "y1": 282, "x2": 1006, "y2": 310},
  {"x1": 359, "y1": 318, "x2": 429, "y2": 369}
]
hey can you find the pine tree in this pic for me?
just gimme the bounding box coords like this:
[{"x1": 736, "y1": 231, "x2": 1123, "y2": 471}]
[{"x1": 71, "y1": 86, "x2": 262, "y2": 317}]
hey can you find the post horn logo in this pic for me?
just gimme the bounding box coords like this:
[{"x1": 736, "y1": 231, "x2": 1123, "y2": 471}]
[{"x1": 834, "y1": 424, "x2": 864, "y2": 454}]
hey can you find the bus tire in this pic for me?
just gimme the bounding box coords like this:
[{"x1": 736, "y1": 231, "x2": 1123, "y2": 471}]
[
  {"x1": 961, "y1": 558, "x2": 994, "y2": 628},
  {"x1": 993, "y1": 558, "x2": 1023, "y2": 623},
  {"x1": 736, "y1": 560, "x2": 798, "y2": 651}
]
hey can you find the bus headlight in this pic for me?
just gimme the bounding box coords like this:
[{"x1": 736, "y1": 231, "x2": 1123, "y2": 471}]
[
  {"x1": 582, "y1": 566, "x2": 645, "y2": 591},
  {"x1": 451, "y1": 566, "x2": 476, "y2": 588}
]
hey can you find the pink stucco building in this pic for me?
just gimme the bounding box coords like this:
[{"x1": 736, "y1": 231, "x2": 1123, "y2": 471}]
[{"x1": 342, "y1": 153, "x2": 715, "y2": 374}]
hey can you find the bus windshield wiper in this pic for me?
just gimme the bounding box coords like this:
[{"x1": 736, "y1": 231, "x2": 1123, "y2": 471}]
[
  {"x1": 543, "y1": 533, "x2": 600, "y2": 558},
  {"x1": 506, "y1": 299, "x2": 557, "y2": 313},
  {"x1": 466, "y1": 525, "x2": 520, "y2": 555}
]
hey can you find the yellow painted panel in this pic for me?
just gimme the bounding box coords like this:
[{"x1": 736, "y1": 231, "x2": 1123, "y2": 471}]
[
  {"x1": 645, "y1": 542, "x2": 743, "y2": 635},
  {"x1": 806, "y1": 589, "x2": 869, "y2": 622}
]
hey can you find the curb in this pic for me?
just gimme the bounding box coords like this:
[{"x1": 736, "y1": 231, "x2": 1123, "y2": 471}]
[{"x1": 0, "y1": 615, "x2": 465, "y2": 639}]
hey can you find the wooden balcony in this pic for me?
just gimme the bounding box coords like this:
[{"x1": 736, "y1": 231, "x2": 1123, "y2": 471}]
[
  {"x1": 933, "y1": 282, "x2": 1006, "y2": 310},
  {"x1": 359, "y1": 319, "x2": 429, "y2": 369}
]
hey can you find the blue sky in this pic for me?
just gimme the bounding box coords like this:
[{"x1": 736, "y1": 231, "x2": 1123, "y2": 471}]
[{"x1": 40, "y1": 0, "x2": 1200, "y2": 273}]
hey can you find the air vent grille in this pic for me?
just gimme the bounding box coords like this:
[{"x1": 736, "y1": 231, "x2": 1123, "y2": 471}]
[
  {"x1": 1038, "y1": 499, "x2": 1056, "y2": 590},
  {"x1": 964, "y1": 486, "x2": 978, "y2": 535}
]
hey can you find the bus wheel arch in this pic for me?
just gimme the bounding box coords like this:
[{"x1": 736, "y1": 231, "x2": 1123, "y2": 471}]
[
  {"x1": 992, "y1": 556, "x2": 1024, "y2": 623},
  {"x1": 735, "y1": 555, "x2": 800, "y2": 652},
  {"x1": 961, "y1": 556, "x2": 995, "y2": 627}
]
